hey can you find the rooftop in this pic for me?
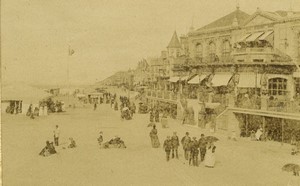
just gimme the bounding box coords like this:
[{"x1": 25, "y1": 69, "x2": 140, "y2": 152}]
[
  {"x1": 167, "y1": 31, "x2": 181, "y2": 48},
  {"x1": 196, "y1": 8, "x2": 250, "y2": 31}
]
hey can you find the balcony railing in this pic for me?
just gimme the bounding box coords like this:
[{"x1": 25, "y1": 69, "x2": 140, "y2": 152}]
[{"x1": 146, "y1": 90, "x2": 178, "y2": 102}]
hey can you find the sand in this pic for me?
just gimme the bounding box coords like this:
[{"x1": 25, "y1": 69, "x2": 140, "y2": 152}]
[{"x1": 2, "y1": 99, "x2": 300, "y2": 186}]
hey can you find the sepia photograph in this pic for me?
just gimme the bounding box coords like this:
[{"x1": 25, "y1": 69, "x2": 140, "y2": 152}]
[{"x1": 1, "y1": 0, "x2": 300, "y2": 185}]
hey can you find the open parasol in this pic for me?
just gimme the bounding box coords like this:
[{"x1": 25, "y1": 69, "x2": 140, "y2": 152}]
[
  {"x1": 204, "y1": 136, "x2": 219, "y2": 142},
  {"x1": 122, "y1": 107, "x2": 129, "y2": 111},
  {"x1": 282, "y1": 163, "x2": 300, "y2": 176},
  {"x1": 147, "y1": 122, "x2": 155, "y2": 127}
]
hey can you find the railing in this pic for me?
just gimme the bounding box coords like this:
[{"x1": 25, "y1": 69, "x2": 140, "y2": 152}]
[
  {"x1": 235, "y1": 97, "x2": 300, "y2": 113},
  {"x1": 146, "y1": 90, "x2": 178, "y2": 102},
  {"x1": 233, "y1": 47, "x2": 274, "y2": 54}
]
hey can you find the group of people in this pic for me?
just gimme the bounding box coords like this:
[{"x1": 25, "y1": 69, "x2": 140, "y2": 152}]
[
  {"x1": 179, "y1": 132, "x2": 216, "y2": 168},
  {"x1": 149, "y1": 124, "x2": 217, "y2": 168},
  {"x1": 39, "y1": 125, "x2": 76, "y2": 157},
  {"x1": 97, "y1": 131, "x2": 126, "y2": 149},
  {"x1": 149, "y1": 108, "x2": 160, "y2": 122}
]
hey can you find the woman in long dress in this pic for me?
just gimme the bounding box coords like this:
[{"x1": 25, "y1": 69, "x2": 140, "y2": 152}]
[
  {"x1": 149, "y1": 125, "x2": 160, "y2": 148},
  {"x1": 204, "y1": 142, "x2": 216, "y2": 168}
]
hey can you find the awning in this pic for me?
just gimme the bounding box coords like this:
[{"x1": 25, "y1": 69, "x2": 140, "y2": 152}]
[
  {"x1": 211, "y1": 74, "x2": 233, "y2": 87},
  {"x1": 169, "y1": 76, "x2": 180, "y2": 82},
  {"x1": 258, "y1": 31, "x2": 274, "y2": 41},
  {"x1": 180, "y1": 76, "x2": 189, "y2": 81},
  {"x1": 238, "y1": 33, "x2": 252, "y2": 42},
  {"x1": 188, "y1": 75, "x2": 207, "y2": 84},
  {"x1": 293, "y1": 71, "x2": 300, "y2": 78},
  {"x1": 245, "y1": 32, "x2": 264, "y2": 42},
  {"x1": 237, "y1": 73, "x2": 262, "y2": 88}
]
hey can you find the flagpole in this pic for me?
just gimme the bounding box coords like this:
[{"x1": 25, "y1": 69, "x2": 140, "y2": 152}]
[{"x1": 67, "y1": 44, "x2": 70, "y2": 107}]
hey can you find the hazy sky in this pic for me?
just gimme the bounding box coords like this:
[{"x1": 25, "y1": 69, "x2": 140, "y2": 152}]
[{"x1": 2, "y1": 0, "x2": 300, "y2": 85}]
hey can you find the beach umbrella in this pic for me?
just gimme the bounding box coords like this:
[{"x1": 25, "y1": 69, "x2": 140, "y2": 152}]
[
  {"x1": 282, "y1": 164, "x2": 300, "y2": 176},
  {"x1": 204, "y1": 136, "x2": 219, "y2": 142},
  {"x1": 147, "y1": 122, "x2": 155, "y2": 127}
]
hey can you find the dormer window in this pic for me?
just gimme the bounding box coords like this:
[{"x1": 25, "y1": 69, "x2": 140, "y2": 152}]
[
  {"x1": 209, "y1": 42, "x2": 216, "y2": 62},
  {"x1": 195, "y1": 43, "x2": 203, "y2": 58},
  {"x1": 222, "y1": 40, "x2": 231, "y2": 57}
]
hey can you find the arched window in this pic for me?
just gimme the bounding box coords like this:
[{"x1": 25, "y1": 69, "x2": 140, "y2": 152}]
[
  {"x1": 195, "y1": 43, "x2": 203, "y2": 57},
  {"x1": 209, "y1": 42, "x2": 216, "y2": 62},
  {"x1": 222, "y1": 40, "x2": 231, "y2": 57},
  {"x1": 176, "y1": 50, "x2": 180, "y2": 57},
  {"x1": 268, "y1": 78, "x2": 287, "y2": 96}
]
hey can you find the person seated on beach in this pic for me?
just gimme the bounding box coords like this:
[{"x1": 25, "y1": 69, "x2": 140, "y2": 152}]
[
  {"x1": 68, "y1": 138, "x2": 76, "y2": 148},
  {"x1": 39, "y1": 141, "x2": 51, "y2": 157},
  {"x1": 49, "y1": 142, "x2": 57, "y2": 154},
  {"x1": 250, "y1": 130, "x2": 256, "y2": 141},
  {"x1": 255, "y1": 127, "x2": 263, "y2": 141},
  {"x1": 98, "y1": 131, "x2": 103, "y2": 146}
]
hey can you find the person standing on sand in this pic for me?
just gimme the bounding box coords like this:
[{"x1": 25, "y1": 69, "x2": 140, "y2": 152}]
[
  {"x1": 204, "y1": 141, "x2": 216, "y2": 168},
  {"x1": 53, "y1": 125, "x2": 60, "y2": 146},
  {"x1": 149, "y1": 125, "x2": 160, "y2": 148},
  {"x1": 94, "y1": 103, "x2": 97, "y2": 111},
  {"x1": 198, "y1": 134, "x2": 207, "y2": 162},
  {"x1": 171, "y1": 132, "x2": 179, "y2": 159},
  {"x1": 181, "y1": 132, "x2": 191, "y2": 161},
  {"x1": 163, "y1": 136, "x2": 172, "y2": 161}
]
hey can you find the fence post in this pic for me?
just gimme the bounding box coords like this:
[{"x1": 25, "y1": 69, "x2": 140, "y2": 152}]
[{"x1": 281, "y1": 119, "x2": 284, "y2": 146}]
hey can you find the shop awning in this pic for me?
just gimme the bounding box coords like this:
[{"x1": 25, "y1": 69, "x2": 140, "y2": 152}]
[
  {"x1": 237, "y1": 73, "x2": 262, "y2": 88},
  {"x1": 238, "y1": 33, "x2": 252, "y2": 42},
  {"x1": 293, "y1": 71, "x2": 300, "y2": 78},
  {"x1": 180, "y1": 76, "x2": 189, "y2": 81},
  {"x1": 245, "y1": 32, "x2": 264, "y2": 42},
  {"x1": 169, "y1": 76, "x2": 180, "y2": 82},
  {"x1": 211, "y1": 74, "x2": 233, "y2": 87},
  {"x1": 258, "y1": 31, "x2": 274, "y2": 41},
  {"x1": 188, "y1": 74, "x2": 207, "y2": 84}
]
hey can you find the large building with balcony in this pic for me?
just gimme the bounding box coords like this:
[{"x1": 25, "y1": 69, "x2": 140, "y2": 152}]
[{"x1": 171, "y1": 7, "x2": 300, "y2": 111}]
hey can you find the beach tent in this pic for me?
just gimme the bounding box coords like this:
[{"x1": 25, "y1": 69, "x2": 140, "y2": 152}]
[{"x1": 2, "y1": 84, "x2": 52, "y2": 114}]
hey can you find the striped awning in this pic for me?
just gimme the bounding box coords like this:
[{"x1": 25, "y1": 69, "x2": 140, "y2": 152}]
[
  {"x1": 258, "y1": 31, "x2": 274, "y2": 41},
  {"x1": 169, "y1": 76, "x2": 180, "y2": 82},
  {"x1": 293, "y1": 71, "x2": 300, "y2": 78},
  {"x1": 237, "y1": 73, "x2": 262, "y2": 88},
  {"x1": 211, "y1": 74, "x2": 233, "y2": 87},
  {"x1": 238, "y1": 33, "x2": 252, "y2": 42},
  {"x1": 180, "y1": 76, "x2": 189, "y2": 81},
  {"x1": 188, "y1": 74, "x2": 207, "y2": 84},
  {"x1": 245, "y1": 32, "x2": 264, "y2": 42}
]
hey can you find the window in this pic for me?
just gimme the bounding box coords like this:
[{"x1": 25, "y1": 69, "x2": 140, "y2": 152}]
[
  {"x1": 222, "y1": 40, "x2": 231, "y2": 57},
  {"x1": 209, "y1": 42, "x2": 216, "y2": 62},
  {"x1": 295, "y1": 78, "x2": 300, "y2": 94},
  {"x1": 176, "y1": 50, "x2": 180, "y2": 57},
  {"x1": 195, "y1": 43, "x2": 203, "y2": 58},
  {"x1": 268, "y1": 78, "x2": 287, "y2": 96}
]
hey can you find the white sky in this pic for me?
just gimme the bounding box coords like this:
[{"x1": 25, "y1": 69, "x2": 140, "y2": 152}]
[{"x1": 2, "y1": 0, "x2": 300, "y2": 86}]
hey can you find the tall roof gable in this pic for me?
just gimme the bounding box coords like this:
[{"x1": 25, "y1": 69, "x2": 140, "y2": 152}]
[
  {"x1": 196, "y1": 8, "x2": 250, "y2": 31},
  {"x1": 167, "y1": 31, "x2": 181, "y2": 48}
]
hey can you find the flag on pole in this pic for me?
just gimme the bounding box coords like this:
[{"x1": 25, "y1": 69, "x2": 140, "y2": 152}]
[{"x1": 69, "y1": 45, "x2": 75, "y2": 56}]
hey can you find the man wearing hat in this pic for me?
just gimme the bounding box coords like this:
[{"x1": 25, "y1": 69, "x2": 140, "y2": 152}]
[
  {"x1": 198, "y1": 134, "x2": 207, "y2": 162},
  {"x1": 98, "y1": 131, "x2": 103, "y2": 146},
  {"x1": 163, "y1": 136, "x2": 173, "y2": 161},
  {"x1": 181, "y1": 132, "x2": 191, "y2": 161},
  {"x1": 190, "y1": 137, "x2": 199, "y2": 166},
  {"x1": 171, "y1": 132, "x2": 180, "y2": 159}
]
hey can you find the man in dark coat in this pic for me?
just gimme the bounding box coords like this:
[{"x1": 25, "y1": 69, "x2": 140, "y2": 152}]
[
  {"x1": 198, "y1": 134, "x2": 207, "y2": 162},
  {"x1": 154, "y1": 109, "x2": 160, "y2": 122},
  {"x1": 163, "y1": 136, "x2": 172, "y2": 161},
  {"x1": 181, "y1": 132, "x2": 191, "y2": 161},
  {"x1": 171, "y1": 132, "x2": 179, "y2": 159},
  {"x1": 190, "y1": 137, "x2": 199, "y2": 166}
]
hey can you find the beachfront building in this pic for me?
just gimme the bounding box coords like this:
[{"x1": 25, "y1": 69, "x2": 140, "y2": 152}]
[{"x1": 178, "y1": 7, "x2": 300, "y2": 112}]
